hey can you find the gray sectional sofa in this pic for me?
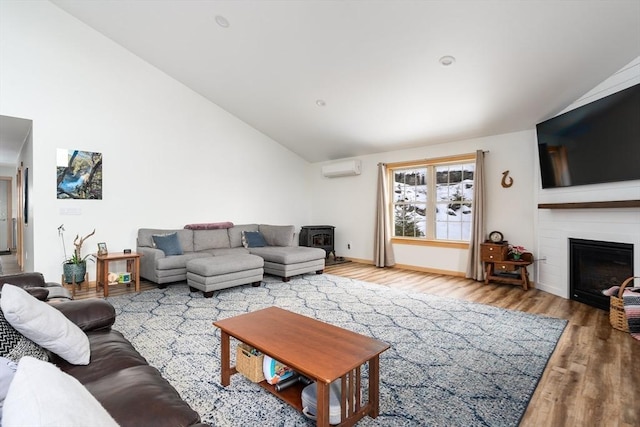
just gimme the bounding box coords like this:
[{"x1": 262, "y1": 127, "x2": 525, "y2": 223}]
[{"x1": 136, "y1": 224, "x2": 326, "y2": 294}]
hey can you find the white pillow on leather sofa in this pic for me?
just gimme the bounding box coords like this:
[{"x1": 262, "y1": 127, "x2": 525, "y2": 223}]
[
  {"x1": 0, "y1": 284, "x2": 90, "y2": 365},
  {"x1": 3, "y1": 356, "x2": 118, "y2": 427}
]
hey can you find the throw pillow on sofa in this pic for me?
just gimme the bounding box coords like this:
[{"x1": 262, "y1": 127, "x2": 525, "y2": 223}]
[
  {"x1": 259, "y1": 225, "x2": 295, "y2": 246},
  {"x1": 152, "y1": 232, "x2": 184, "y2": 256},
  {"x1": 242, "y1": 231, "x2": 267, "y2": 248},
  {"x1": 0, "y1": 309, "x2": 48, "y2": 363},
  {"x1": 0, "y1": 357, "x2": 17, "y2": 419},
  {"x1": 0, "y1": 284, "x2": 90, "y2": 365},
  {"x1": 3, "y1": 356, "x2": 118, "y2": 427}
]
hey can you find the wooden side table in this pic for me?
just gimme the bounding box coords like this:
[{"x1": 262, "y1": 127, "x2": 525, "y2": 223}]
[
  {"x1": 96, "y1": 252, "x2": 141, "y2": 297},
  {"x1": 483, "y1": 255, "x2": 533, "y2": 290},
  {"x1": 480, "y1": 243, "x2": 533, "y2": 290}
]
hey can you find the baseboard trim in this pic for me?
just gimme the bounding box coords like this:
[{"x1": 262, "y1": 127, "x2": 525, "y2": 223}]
[
  {"x1": 339, "y1": 257, "x2": 465, "y2": 277},
  {"x1": 393, "y1": 263, "x2": 466, "y2": 277},
  {"x1": 342, "y1": 257, "x2": 373, "y2": 265}
]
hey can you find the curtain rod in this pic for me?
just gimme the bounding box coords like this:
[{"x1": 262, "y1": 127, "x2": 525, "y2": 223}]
[{"x1": 378, "y1": 150, "x2": 488, "y2": 167}]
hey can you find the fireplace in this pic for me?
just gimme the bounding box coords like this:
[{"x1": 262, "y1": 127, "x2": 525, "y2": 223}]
[
  {"x1": 569, "y1": 238, "x2": 634, "y2": 310},
  {"x1": 299, "y1": 226, "x2": 334, "y2": 259}
]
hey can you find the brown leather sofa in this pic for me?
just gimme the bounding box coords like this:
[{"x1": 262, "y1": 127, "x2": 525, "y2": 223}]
[
  {"x1": 0, "y1": 273, "x2": 207, "y2": 427},
  {"x1": 51, "y1": 298, "x2": 207, "y2": 427},
  {"x1": 0, "y1": 272, "x2": 73, "y2": 301}
]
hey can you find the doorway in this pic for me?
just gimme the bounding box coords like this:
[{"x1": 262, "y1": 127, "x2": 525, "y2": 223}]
[
  {"x1": 0, "y1": 114, "x2": 33, "y2": 269},
  {"x1": 0, "y1": 177, "x2": 11, "y2": 253}
]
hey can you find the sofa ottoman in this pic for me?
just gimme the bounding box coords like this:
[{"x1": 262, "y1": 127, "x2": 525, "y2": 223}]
[
  {"x1": 248, "y1": 246, "x2": 326, "y2": 282},
  {"x1": 186, "y1": 255, "x2": 264, "y2": 297}
]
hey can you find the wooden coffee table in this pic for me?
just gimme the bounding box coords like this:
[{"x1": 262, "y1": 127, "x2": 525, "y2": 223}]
[{"x1": 214, "y1": 307, "x2": 390, "y2": 426}]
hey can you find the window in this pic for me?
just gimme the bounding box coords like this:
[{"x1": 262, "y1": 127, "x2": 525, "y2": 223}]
[{"x1": 390, "y1": 154, "x2": 475, "y2": 244}]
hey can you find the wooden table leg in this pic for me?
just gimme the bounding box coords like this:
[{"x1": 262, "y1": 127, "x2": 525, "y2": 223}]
[
  {"x1": 134, "y1": 257, "x2": 140, "y2": 293},
  {"x1": 126, "y1": 258, "x2": 140, "y2": 292},
  {"x1": 220, "y1": 331, "x2": 231, "y2": 387},
  {"x1": 368, "y1": 355, "x2": 381, "y2": 418},
  {"x1": 317, "y1": 380, "x2": 330, "y2": 427},
  {"x1": 484, "y1": 263, "x2": 492, "y2": 285},
  {"x1": 100, "y1": 259, "x2": 109, "y2": 297},
  {"x1": 105, "y1": 259, "x2": 111, "y2": 297},
  {"x1": 96, "y1": 259, "x2": 100, "y2": 292},
  {"x1": 521, "y1": 265, "x2": 529, "y2": 290}
]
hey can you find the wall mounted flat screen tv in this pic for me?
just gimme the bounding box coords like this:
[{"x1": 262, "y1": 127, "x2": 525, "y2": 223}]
[{"x1": 536, "y1": 83, "x2": 640, "y2": 189}]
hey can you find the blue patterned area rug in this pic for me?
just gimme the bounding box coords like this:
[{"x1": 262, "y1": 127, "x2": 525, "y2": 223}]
[{"x1": 106, "y1": 274, "x2": 566, "y2": 426}]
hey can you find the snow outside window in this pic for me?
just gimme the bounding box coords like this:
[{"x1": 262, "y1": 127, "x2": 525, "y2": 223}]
[{"x1": 391, "y1": 161, "x2": 474, "y2": 242}]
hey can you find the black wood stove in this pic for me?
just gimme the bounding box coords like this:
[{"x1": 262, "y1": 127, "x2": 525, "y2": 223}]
[{"x1": 299, "y1": 225, "x2": 335, "y2": 259}]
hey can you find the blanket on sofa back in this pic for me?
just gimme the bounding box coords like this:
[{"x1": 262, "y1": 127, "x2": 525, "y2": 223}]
[{"x1": 184, "y1": 222, "x2": 234, "y2": 230}]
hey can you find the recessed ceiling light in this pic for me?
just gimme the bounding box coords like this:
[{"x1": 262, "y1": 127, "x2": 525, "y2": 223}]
[
  {"x1": 439, "y1": 55, "x2": 456, "y2": 66},
  {"x1": 316, "y1": 99, "x2": 326, "y2": 107},
  {"x1": 215, "y1": 15, "x2": 230, "y2": 28}
]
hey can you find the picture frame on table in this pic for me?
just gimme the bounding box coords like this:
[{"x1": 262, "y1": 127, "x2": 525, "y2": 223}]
[{"x1": 97, "y1": 242, "x2": 108, "y2": 256}]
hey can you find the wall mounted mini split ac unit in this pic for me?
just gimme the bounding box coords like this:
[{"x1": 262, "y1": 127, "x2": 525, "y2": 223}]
[{"x1": 321, "y1": 160, "x2": 362, "y2": 178}]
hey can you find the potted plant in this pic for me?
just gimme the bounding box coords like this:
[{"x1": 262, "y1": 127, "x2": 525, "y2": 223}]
[
  {"x1": 509, "y1": 245, "x2": 527, "y2": 261},
  {"x1": 59, "y1": 225, "x2": 95, "y2": 285}
]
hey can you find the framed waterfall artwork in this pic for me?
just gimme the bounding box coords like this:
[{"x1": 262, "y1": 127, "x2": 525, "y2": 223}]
[{"x1": 56, "y1": 149, "x2": 103, "y2": 199}]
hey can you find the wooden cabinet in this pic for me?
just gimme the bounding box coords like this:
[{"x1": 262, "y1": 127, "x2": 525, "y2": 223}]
[
  {"x1": 480, "y1": 243, "x2": 533, "y2": 290},
  {"x1": 480, "y1": 243, "x2": 508, "y2": 262}
]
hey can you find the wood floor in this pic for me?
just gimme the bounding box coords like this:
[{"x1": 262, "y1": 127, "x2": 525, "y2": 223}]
[
  {"x1": 2, "y1": 255, "x2": 638, "y2": 426},
  {"x1": 326, "y1": 263, "x2": 640, "y2": 427}
]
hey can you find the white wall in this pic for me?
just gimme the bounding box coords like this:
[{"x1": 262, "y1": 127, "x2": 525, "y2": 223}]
[
  {"x1": 535, "y1": 57, "x2": 640, "y2": 298},
  {"x1": 0, "y1": 167, "x2": 15, "y2": 179},
  {"x1": 0, "y1": 1, "x2": 312, "y2": 282},
  {"x1": 310, "y1": 130, "x2": 537, "y2": 276}
]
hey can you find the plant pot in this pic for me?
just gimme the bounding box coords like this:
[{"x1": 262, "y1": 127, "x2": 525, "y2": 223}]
[
  {"x1": 513, "y1": 254, "x2": 521, "y2": 261},
  {"x1": 63, "y1": 262, "x2": 86, "y2": 284}
]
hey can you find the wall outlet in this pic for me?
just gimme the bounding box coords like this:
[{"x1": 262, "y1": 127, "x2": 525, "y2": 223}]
[
  {"x1": 347, "y1": 242, "x2": 351, "y2": 250},
  {"x1": 60, "y1": 207, "x2": 82, "y2": 215}
]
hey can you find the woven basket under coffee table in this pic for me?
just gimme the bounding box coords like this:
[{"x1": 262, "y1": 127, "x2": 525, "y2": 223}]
[{"x1": 236, "y1": 343, "x2": 264, "y2": 383}]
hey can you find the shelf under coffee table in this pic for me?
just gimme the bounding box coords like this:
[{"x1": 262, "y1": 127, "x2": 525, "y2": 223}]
[{"x1": 213, "y1": 306, "x2": 390, "y2": 426}]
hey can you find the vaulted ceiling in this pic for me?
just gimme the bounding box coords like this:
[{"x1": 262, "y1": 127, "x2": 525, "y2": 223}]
[{"x1": 9, "y1": 1, "x2": 640, "y2": 163}]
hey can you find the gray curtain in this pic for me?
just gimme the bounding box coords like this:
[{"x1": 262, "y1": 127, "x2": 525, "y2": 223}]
[
  {"x1": 374, "y1": 163, "x2": 395, "y2": 267},
  {"x1": 465, "y1": 150, "x2": 486, "y2": 281}
]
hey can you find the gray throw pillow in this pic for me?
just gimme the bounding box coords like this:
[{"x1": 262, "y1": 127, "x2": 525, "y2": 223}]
[
  {"x1": 152, "y1": 232, "x2": 184, "y2": 256},
  {"x1": 0, "y1": 309, "x2": 48, "y2": 364}
]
